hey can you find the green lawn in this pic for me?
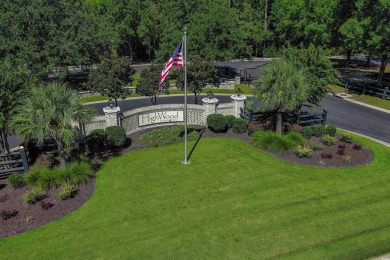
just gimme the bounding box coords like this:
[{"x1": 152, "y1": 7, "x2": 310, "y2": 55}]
[
  {"x1": 1, "y1": 137, "x2": 390, "y2": 258},
  {"x1": 330, "y1": 84, "x2": 390, "y2": 111}
]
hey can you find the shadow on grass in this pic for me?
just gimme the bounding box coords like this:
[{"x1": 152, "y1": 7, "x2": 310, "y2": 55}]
[{"x1": 187, "y1": 127, "x2": 206, "y2": 161}]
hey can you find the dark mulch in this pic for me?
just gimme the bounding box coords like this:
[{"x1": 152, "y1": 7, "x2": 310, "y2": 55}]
[
  {"x1": 0, "y1": 178, "x2": 95, "y2": 238},
  {"x1": 276, "y1": 135, "x2": 373, "y2": 168}
]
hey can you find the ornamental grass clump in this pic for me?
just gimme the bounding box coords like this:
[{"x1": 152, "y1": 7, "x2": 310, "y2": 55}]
[
  {"x1": 58, "y1": 184, "x2": 78, "y2": 200},
  {"x1": 251, "y1": 130, "x2": 304, "y2": 154},
  {"x1": 22, "y1": 189, "x2": 46, "y2": 205},
  {"x1": 294, "y1": 145, "x2": 313, "y2": 158},
  {"x1": 324, "y1": 125, "x2": 337, "y2": 136},
  {"x1": 341, "y1": 133, "x2": 353, "y2": 143},
  {"x1": 321, "y1": 134, "x2": 337, "y2": 146}
]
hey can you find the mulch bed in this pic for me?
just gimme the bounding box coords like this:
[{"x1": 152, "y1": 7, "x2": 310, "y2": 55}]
[
  {"x1": 0, "y1": 178, "x2": 95, "y2": 238},
  {"x1": 0, "y1": 126, "x2": 373, "y2": 238}
]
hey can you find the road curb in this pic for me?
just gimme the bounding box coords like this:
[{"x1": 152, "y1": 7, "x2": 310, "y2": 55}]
[
  {"x1": 338, "y1": 128, "x2": 390, "y2": 148},
  {"x1": 333, "y1": 94, "x2": 390, "y2": 114}
]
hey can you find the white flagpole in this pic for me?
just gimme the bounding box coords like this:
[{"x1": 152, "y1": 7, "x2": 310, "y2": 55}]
[{"x1": 183, "y1": 27, "x2": 189, "y2": 164}]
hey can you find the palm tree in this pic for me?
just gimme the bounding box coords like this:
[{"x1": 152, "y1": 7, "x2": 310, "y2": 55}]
[
  {"x1": 254, "y1": 59, "x2": 309, "y2": 135},
  {"x1": 12, "y1": 82, "x2": 96, "y2": 167}
]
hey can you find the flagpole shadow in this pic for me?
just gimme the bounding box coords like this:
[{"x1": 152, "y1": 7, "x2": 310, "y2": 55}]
[{"x1": 187, "y1": 127, "x2": 206, "y2": 161}]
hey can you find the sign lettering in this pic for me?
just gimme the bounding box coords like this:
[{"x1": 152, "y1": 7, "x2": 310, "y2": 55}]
[{"x1": 138, "y1": 111, "x2": 184, "y2": 126}]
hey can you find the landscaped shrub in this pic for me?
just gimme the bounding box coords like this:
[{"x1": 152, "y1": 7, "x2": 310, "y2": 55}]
[
  {"x1": 337, "y1": 149, "x2": 345, "y2": 155},
  {"x1": 321, "y1": 152, "x2": 333, "y2": 159},
  {"x1": 343, "y1": 155, "x2": 352, "y2": 162},
  {"x1": 302, "y1": 127, "x2": 313, "y2": 139},
  {"x1": 139, "y1": 126, "x2": 199, "y2": 147},
  {"x1": 58, "y1": 184, "x2": 78, "y2": 200},
  {"x1": 22, "y1": 189, "x2": 46, "y2": 205},
  {"x1": 247, "y1": 120, "x2": 273, "y2": 136},
  {"x1": 0, "y1": 210, "x2": 18, "y2": 220},
  {"x1": 283, "y1": 123, "x2": 303, "y2": 134},
  {"x1": 24, "y1": 160, "x2": 93, "y2": 190},
  {"x1": 251, "y1": 131, "x2": 304, "y2": 154},
  {"x1": 324, "y1": 125, "x2": 337, "y2": 136},
  {"x1": 294, "y1": 145, "x2": 313, "y2": 158},
  {"x1": 7, "y1": 173, "x2": 25, "y2": 189},
  {"x1": 40, "y1": 201, "x2": 54, "y2": 210},
  {"x1": 313, "y1": 125, "x2": 326, "y2": 137},
  {"x1": 353, "y1": 144, "x2": 362, "y2": 150},
  {"x1": 338, "y1": 144, "x2": 346, "y2": 149},
  {"x1": 341, "y1": 133, "x2": 353, "y2": 143},
  {"x1": 106, "y1": 126, "x2": 126, "y2": 147},
  {"x1": 32, "y1": 153, "x2": 55, "y2": 169},
  {"x1": 207, "y1": 114, "x2": 227, "y2": 133},
  {"x1": 232, "y1": 118, "x2": 247, "y2": 134},
  {"x1": 85, "y1": 129, "x2": 106, "y2": 154},
  {"x1": 321, "y1": 134, "x2": 337, "y2": 146},
  {"x1": 307, "y1": 141, "x2": 323, "y2": 151},
  {"x1": 225, "y1": 115, "x2": 236, "y2": 129}
]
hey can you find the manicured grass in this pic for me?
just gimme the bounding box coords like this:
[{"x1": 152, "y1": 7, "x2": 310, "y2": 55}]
[
  {"x1": 131, "y1": 72, "x2": 141, "y2": 86},
  {"x1": 330, "y1": 84, "x2": 390, "y2": 111},
  {"x1": 2, "y1": 137, "x2": 390, "y2": 258}
]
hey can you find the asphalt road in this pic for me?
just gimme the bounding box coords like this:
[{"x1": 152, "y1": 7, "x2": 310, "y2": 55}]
[{"x1": 5, "y1": 94, "x2": 390, "y2": 149}]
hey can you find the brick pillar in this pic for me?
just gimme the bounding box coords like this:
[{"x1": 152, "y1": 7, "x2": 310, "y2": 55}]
[
  {"x1": 230, "y1": 95, "x2": 247, "y2": 118},
  {"x1": 103, "y1": 106, "x2": 121, "y2": 127},
  {"x1": 202, "y1": 97, "x2": 219, "y2": 125}
]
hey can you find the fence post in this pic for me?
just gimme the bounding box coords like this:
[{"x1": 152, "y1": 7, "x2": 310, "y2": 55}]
[
  {"x1": 362, "y1": 82, "x2": 366, "y2": 94},
  {"x1": 382, "y1": 87, "x2": 389, "y2": 100},
  {"x1": 19, "y1": 146, "x2": 29, "y2": 172},
  {"x1": 344, "y1": 79, "x2": 349, "y2": 91},
  {"x1": 322, "y1": 109, "x2": 328, "y2": 126}
]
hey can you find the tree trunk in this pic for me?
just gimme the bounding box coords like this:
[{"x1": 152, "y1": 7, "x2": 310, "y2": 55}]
[
  {"x1": 276, "y1": 111, "x2": 283, "y2": 135},
  {"x1": 56, "y1": 140, "x2": 66, "y2": 168},
  {"x1": 0, "y1": 128, "x2": 10, "y2": 154},
  {"x1": 346, "y1": 50, "x2": 352, "y2": 67},
  {"x1": 114, "y1": 97, "x2": 118, "y2": 107},
  {"x1": 378, "y1": 54, "x2": 388, "y2": 85},
  {"x1": 366, "y1": 55, "x2": 371, "y2": 67},
  {"x1": 194, "y1": 93, "x2": 198, "y2": 104}
]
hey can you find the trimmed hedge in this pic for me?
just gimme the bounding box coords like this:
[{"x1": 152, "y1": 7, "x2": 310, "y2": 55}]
[
  {"x1": 232, "y1": 118, "x2": 247, "y2": 134},
  {"x1": 207, "y1": 114, "x2": 227, "y2": 133},
  {"x1": 106, "y1": 126, "x2": 126, "y2": 147},
  {"x1": 225, "y1": 115, "x2": 236, "y2": 129}
]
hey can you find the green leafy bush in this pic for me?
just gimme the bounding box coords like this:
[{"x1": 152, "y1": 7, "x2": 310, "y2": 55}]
[
  {"x1": 251, "y1": 131, "x2": 304, "y2": 154},
  {"x1": 85, "y1": 129, "x2": 106, "y2": 154},
  {"x1": 139, "y1": 126, "x2": 200, "y2": 147},
  {"x1": 302, "y1": 127, "x2": 313, "y2": 139},
  {"x1": 321, "y1": 134, "x2": 337, "y2": 146},
  {"x1": 313, "y1": 125, "x2": 326, "y2": 137},
  {"x1": 324, "y1": 125, "x2": 337, "y2": 136},
  {"x1": 58, "y1": 184, "x2": 78, "y2": 200},
  {"x1": 294, "y1": 145, "x2": 313, "y2": 158},
  {"x1": 32, "y1": 153, "x2": 54, "y2": 169},
  {"x1": 207, "y1": 114, "x2": 227, "y2": 133},
  {"x1": 22, "y1": 189, "x2": 46, "y2": 205},
  {"x1": 7, "y1": 173, "x2": 25, "y2": 189},
  {"x1": 232, "y1": 118, "x2": 247, "y2": 134},
  {"x1": 341, "y1": 133, "x2": 353, "y2": 143},
  {"x1": 106, "y1": 126, "x2": 126, "y2": 147},
  {"x1": 248, "y1": 120, "x2": 273, "y2": 136},
  {"x1": 225, "y1": 115, "x2": 236, "y2": 129}
]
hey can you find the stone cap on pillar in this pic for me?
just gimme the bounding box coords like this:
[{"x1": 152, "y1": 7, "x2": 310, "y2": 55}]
[
  {"x1": 202, "y1": 97, "x2": 219, "y2": 104},
  {"x1": 103, "y1": 106, "x2": 121, "y2": 114},
  {"x1": 230, "y1": 95, "x2": 247, "y2": 101}
]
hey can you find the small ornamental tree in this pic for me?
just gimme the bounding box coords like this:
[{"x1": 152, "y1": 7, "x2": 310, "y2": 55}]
[
  {"x1": 254, "y1": 59, "x2": 308, "y2": 135},
  {"x1": 89, "y1": 56, "x2": 135, "y2": 106},
  {"x1": 136, "y1": 64, "x2": 169, "y2": 105},
  {"x1": 176, "y1": 55, "x2": 220, "y2": 104}
]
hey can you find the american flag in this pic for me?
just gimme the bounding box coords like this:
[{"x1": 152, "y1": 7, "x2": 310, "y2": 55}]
[{"x1": 159, "y1": 40, "x2": 183, "y2": 86}]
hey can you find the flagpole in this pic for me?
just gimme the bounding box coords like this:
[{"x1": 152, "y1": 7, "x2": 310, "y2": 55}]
[{"x1": 183, "y1": 27, "x2": 189, "y2": 164}]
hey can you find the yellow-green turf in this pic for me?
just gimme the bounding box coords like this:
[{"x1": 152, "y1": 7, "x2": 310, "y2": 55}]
[{"x1": 1, "y1": 137, "x2": 390, "y2": 259}]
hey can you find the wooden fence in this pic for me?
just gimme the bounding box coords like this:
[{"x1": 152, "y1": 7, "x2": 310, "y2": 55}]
[
  {"x1": 240, "y1": 107, "x2": 328, "y2": 127},
  {"x1": 0, "y1": 148, "x2": 29, "y2": 178},
  {"x1": 343, "y1": 80, "x2": 389, "y2": 100}
]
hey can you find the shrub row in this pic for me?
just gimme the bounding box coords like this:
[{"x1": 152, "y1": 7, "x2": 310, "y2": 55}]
[
  {"x1": 207, "y1": 114, "x2": 247, "y2": 134},
  {"x1": 85, "y1": 126, "x2": 127, "y2": 154},
  {"x1": 302, "y1": 125, "x2": 337, "y2": 139}
]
